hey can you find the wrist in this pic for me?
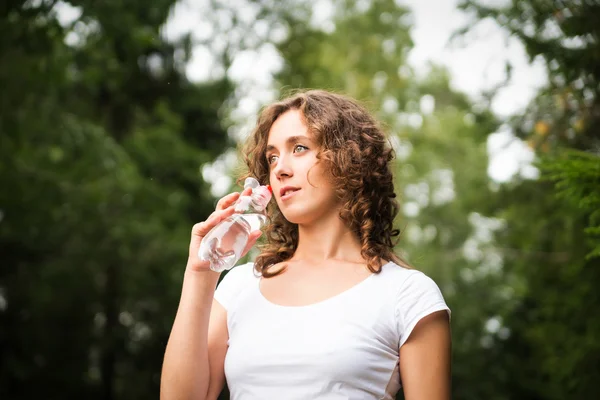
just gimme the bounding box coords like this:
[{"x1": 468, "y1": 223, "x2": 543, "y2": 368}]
[
  {"x1": 185, "y1": 261, "x2": 221, "y2": 278},
  {"x1": 182, "y1": 266, "x2": 221, "y2": 293}
]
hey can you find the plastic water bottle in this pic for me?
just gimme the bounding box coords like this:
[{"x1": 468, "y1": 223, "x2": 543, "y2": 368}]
[{"x1": 198, "y1": 178, "x2": 272, "y2": 272}]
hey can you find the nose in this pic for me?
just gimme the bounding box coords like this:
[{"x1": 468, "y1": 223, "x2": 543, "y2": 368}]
[{"x1": 273, "y1": 154, "x2": 293, "y2": 180}]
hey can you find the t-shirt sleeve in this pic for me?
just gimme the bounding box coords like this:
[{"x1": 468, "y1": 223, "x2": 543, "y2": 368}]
[
  {"x1": 213, "y1": 262, "x2": 256, "y2": 311},
  {"x1": 396, "y1": 271, "x2": 450, "y2": 348}
]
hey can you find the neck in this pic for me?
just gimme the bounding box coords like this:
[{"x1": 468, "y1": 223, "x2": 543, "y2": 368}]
[{"x1": 292, "y1": 210, "x2": 363, "y2": 265}]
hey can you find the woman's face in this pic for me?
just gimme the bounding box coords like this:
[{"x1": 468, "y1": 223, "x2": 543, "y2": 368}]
[{"x1": 265, "y1": 109, "x2": 340, "y2": 225}]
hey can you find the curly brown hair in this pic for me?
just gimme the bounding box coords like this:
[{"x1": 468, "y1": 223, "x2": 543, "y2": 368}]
[{"x1": 240, "y1": 89, "x2": 408, "y2": 277}]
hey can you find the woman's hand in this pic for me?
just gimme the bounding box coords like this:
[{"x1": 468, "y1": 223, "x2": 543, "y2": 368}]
[{"x1": 186, "y1": 187, "x2": 263, "y2": 272}]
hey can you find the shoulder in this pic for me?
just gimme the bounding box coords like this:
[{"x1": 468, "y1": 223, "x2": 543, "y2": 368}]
[
  {"x1": 373, "y1": 261, "x2": 431, "y2": 290},
  {"x1": 387, "y1": 262, "x2": 443, "y2": 292},
  {"x1": 378, "y1": 262, "x2": 450, "y2": 347},
  {"x1": 214, "y1": 262, "x2": 260, "y2": 311},
  {"x1": 369, "y1": 261, "x2": 447, "y2": 312},
  {"x1": 222, "y1": 261, "x2": 260, "y2": 282}
]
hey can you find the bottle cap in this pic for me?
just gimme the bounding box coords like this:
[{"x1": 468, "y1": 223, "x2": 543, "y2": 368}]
[{"x1": 252, "y1": 185, "x2": 272, "y2": 211}]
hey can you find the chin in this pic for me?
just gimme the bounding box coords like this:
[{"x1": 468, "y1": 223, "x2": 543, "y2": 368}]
[
  {"x1": 279, "y1": 211, "x2": 305, "y2": 225},
  {"x1": 279, "y1": 206, "x2": 315, "y2": 225}
]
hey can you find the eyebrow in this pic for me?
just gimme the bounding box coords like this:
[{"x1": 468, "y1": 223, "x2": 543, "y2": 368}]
[{"x1": 265, "y1": 135, "x2": 312, "y2": 153}]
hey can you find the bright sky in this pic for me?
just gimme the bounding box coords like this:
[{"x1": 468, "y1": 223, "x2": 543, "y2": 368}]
[
  {"x1": 405, "y1": 0, "x2": 546, "y2": 183},
  {"x1": 56, "y1": 0, "x2": 548, "y2": 194}
]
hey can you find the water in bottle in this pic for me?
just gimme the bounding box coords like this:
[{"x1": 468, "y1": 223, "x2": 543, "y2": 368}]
[{"x1": 198, "y1": 178, "x2": 272, "y2": 272}]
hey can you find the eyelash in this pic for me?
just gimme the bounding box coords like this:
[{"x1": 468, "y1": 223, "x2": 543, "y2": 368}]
[{"x1": 267, "y1": 144, "x2": 308, "y2": 164}]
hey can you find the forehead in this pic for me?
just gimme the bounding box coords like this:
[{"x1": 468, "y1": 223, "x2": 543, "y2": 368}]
[{"x1": 267, "y1": 109, "x2": 310, "y2": 145}]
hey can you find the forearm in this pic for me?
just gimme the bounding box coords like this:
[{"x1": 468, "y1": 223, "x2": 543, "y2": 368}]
[{"x1": 161, "y1": 269, "x2": 221, "y2": 400}]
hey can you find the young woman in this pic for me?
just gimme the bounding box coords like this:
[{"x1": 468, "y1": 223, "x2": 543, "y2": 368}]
[{"x1": 161, "y1": 90, "x2": 451, "y2": 400}]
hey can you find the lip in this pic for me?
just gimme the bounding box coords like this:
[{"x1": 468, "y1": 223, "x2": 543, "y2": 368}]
[{"x1": 280, "y1": 186, "x2": 301, "y2": 201}]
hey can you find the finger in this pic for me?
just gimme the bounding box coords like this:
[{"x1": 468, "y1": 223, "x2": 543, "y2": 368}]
[
  {"x1": 192, "y1": 207, "x2": 237, "y2": 238},
  {"x1": 215, "y1": 187, "x2": 254, "y2": 210},
  {"x1": 241, "y1": 230, "x2": 262, "y2": 257},
  {"x1": 215, "y1": 191, "x2": 241, "y2": 211},
  {"x1": 205, "y1": 206, "x2": 238, "y2": 229}
]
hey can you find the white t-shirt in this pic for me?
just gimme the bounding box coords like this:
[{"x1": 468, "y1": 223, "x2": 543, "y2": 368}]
[{"x1": 214, "y1": 261, "x2": 450, "y2": 400}]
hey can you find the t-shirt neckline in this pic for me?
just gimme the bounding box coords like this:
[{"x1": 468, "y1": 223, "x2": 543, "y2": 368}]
[{"x1": 255, "y1": 261, "x2": 393, "y2": 310}]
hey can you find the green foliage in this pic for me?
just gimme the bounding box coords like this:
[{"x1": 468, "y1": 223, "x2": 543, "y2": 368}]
[
  {"x1": 460, "y1": 1, "x2": 600, "y2": 398},
  {"x1": 540, "y1": 149, "x2": 600, "y2": 259},
  {"x1": 0, "y1": 1, "x2": 232, "y2": 399},
  {"x1": 277, "y1": 0, "x2": 413, "y2": 101}
]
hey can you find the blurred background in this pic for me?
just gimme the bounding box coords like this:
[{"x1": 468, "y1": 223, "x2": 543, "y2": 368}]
[{"x1": 1, "y1": 0, "x2": 599, "y2": 399}]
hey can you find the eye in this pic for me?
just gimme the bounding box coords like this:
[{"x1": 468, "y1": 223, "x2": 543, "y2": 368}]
[
  {"x1": 267, "y1": 154, "x2": 278, "y2": 165},
  {"x1": 294, "y1": 144, "x2": 309, "y2": 153}
]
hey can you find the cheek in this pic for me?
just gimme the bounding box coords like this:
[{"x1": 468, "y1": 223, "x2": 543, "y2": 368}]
[{"x1": 306, "y1": 162, "x2": 329, "y2": 188}]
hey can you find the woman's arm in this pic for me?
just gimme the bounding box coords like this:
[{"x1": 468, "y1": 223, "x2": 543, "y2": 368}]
[
  {"x1": 161, "y1": 188, "x2": 258, "y2": 400},
  {"x1": 161, "y1": 270, "x2": 228, "y2": 400},
  {"x1": 399, "y1": 310, "x2": 452, "y2": 400}
]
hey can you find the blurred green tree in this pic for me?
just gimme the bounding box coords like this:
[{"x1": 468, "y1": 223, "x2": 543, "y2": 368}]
[
  {"x1": 0, "y1": 1, "x2": 232, "y2": 399},
  {"x1": 460, "y1": 1, "x2": 600, "y2": 398}
]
